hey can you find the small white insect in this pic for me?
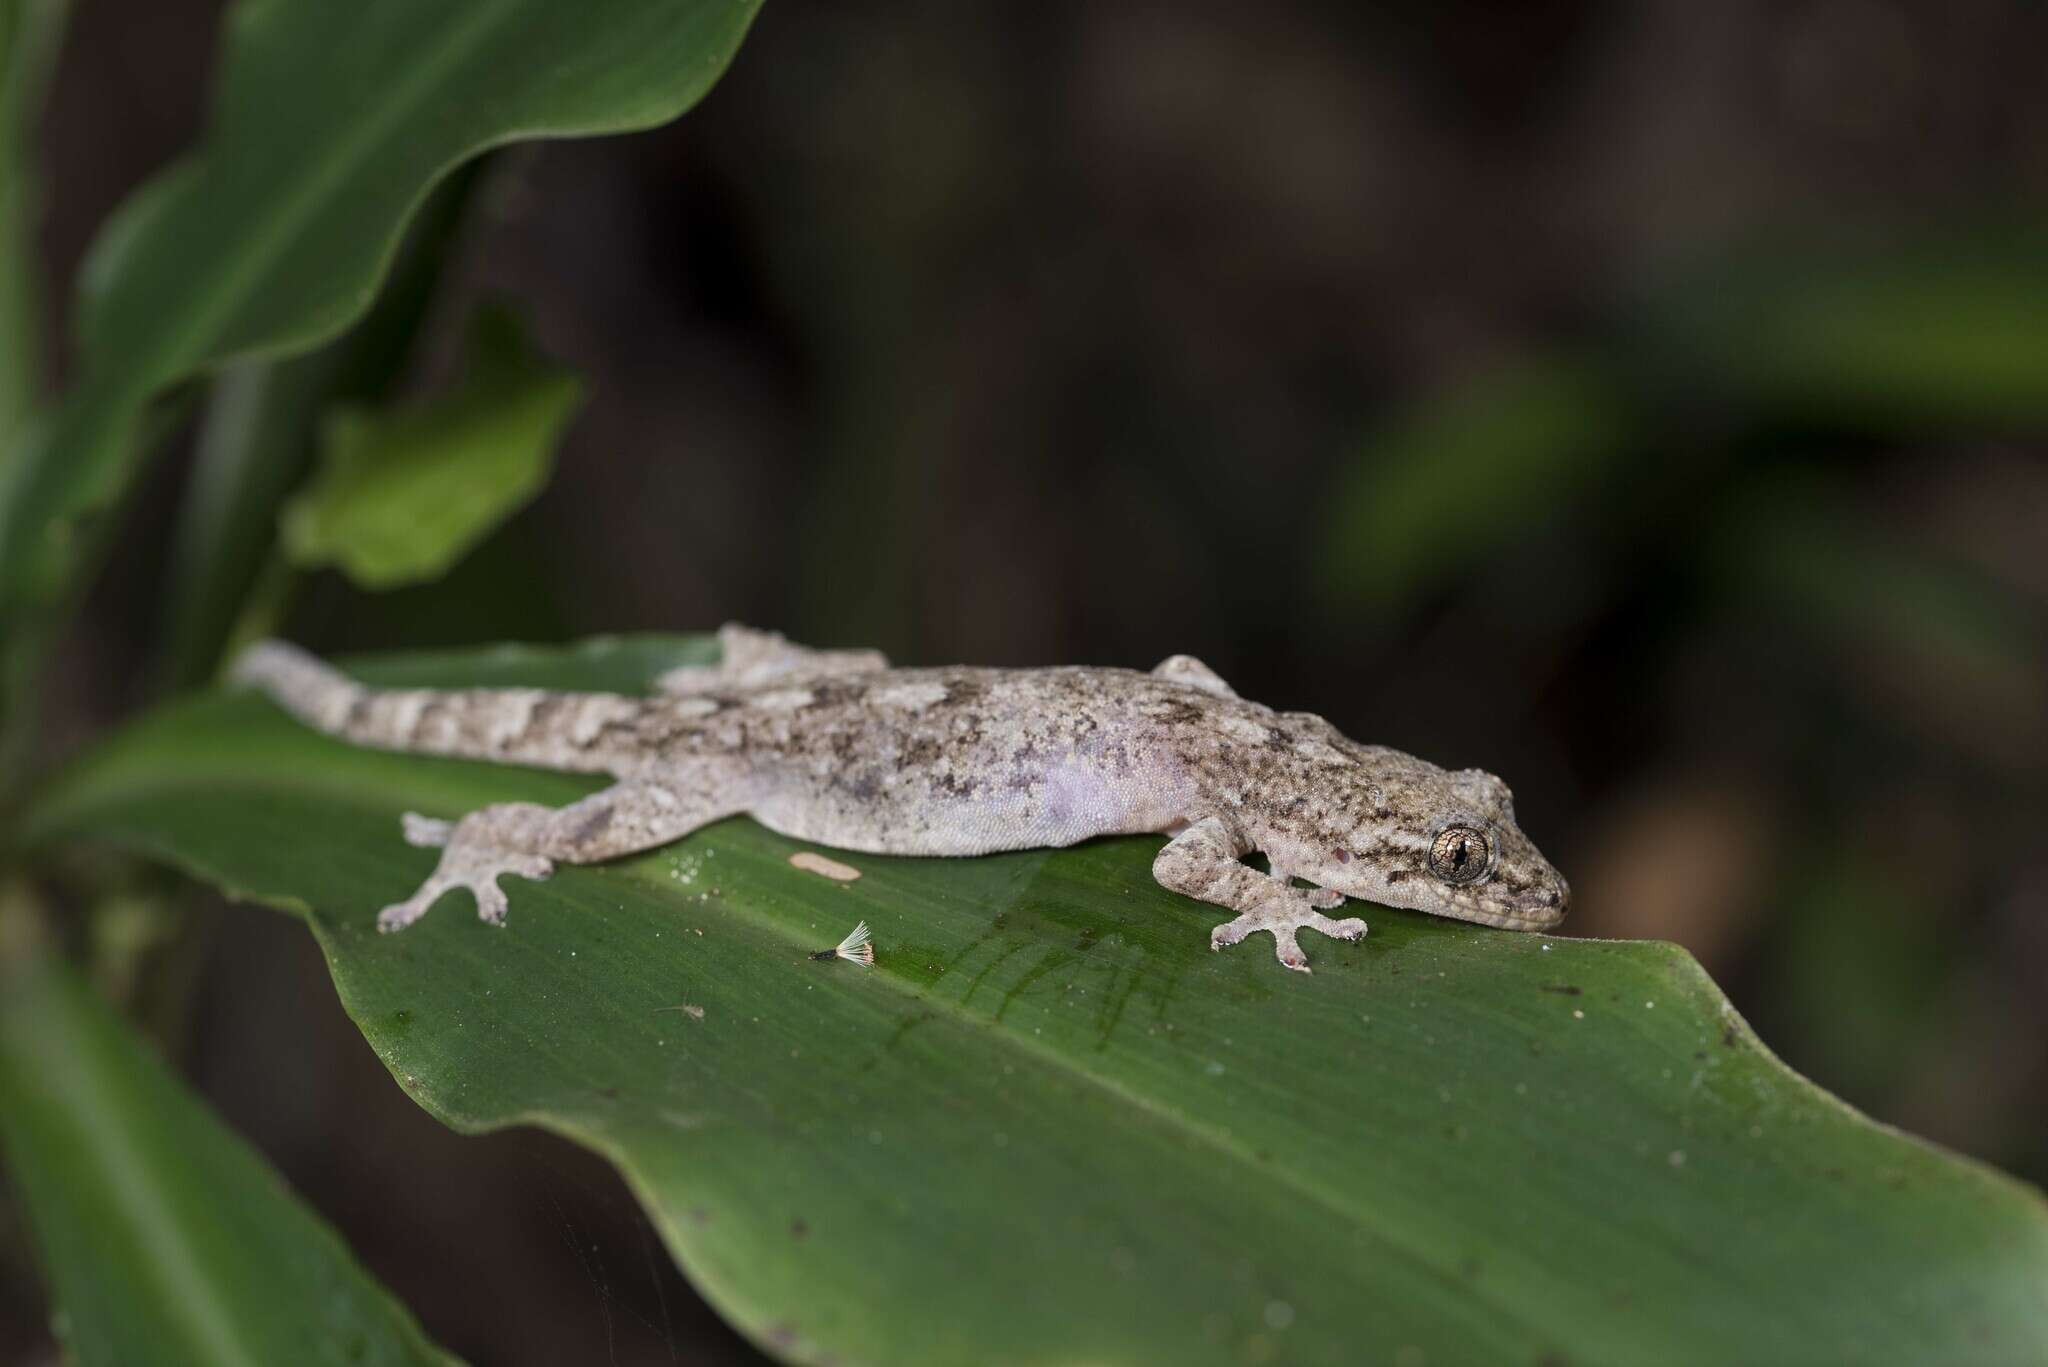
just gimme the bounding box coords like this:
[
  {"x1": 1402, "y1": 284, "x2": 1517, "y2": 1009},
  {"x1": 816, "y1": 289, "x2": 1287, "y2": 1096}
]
[{"x1": 810, "y1": 920, "x2": 874, "y2": 966}]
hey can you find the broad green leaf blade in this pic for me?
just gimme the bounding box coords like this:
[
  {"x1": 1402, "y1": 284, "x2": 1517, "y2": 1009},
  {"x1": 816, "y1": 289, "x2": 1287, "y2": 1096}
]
[
  {"x1": 0, "y1": 907, "x2": 457, "y2": 1367},
  {"x1": 0, "y1": 0, "x2": 759, "y2": 756},
  {"x1": 280, "y1": 305, "x2": 579, "y2": 590},
  {"x1": 26, "y1": 637, "x2": 2048, "y2": 1366}
]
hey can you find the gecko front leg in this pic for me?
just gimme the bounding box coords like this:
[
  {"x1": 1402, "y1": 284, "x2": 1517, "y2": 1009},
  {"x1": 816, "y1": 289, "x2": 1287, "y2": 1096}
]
[
  {"x1": 1152, "y1": 816, "x2": 1367, "y2": 973},
  {"x1": 380, "y1": 776, "x2": 749, "y2": 931}
]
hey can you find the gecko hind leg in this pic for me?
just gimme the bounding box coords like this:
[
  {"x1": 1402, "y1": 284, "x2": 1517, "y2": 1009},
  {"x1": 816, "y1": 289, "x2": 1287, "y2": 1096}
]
[
  {"x1": 657, "y1": 623, "x2": 888, "y2": 695},
  {"x1": 1153, "y1": 816, "x2": 1367, "y2": 973},
  {"x1": 379, "y1": 778, "x2": 747, "y2": 932}
]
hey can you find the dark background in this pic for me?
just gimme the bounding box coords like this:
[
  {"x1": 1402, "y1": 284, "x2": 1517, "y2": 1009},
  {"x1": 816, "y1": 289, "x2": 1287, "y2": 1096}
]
[{"x1": 7, "y1": 1, "x2": 2047, "y2": 1362}]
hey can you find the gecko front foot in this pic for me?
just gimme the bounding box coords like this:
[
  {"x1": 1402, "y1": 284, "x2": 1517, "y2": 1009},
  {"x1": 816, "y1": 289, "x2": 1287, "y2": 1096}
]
[
  {"x1": 1211, "y1": 905, "x2": 1368, "y2": 974},
  {"x1": 379, "y1": 810, "x2": 554, "y2": 932}
]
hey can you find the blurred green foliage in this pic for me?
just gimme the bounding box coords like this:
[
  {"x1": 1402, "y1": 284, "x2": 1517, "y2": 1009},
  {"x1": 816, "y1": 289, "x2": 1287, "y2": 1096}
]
[
  {"x1": 282, "y1": 306, "x2": 581, "y2": 591},
  {"x1": 1320, "y1": 354, "x2": 1638, "y2": 617},
  {"x1": 1640, "y1": 232, "x2": 2048, "y2": 429},
  {"x1": 0, "y1": 0, "x2": 761, "y2": 773},
  {"x1": 0, "y1": 892, "x2": 455, "y2": 1367},
  {"x1": 0, "y1": 0, "x2": 64, "y2": 446},
  {"x1": 161, "y1": 166, "x2": 483, "y2": 690}
]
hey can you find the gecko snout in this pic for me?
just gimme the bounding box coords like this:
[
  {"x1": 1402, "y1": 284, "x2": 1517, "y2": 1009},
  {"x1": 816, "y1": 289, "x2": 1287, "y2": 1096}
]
[{"x1": 1518, "y1": 877, "x2": 1570, "y2": 927}]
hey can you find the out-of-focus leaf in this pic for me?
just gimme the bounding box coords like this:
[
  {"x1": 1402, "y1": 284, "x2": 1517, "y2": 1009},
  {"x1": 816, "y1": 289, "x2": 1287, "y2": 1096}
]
[
  {"x1": 26, "y1": 635, "x2": 2048, "y2": 1366},
  {"x1": 1321, "y1": 354, "x2": 1637, "y2": 614},
  {"x1": 1642, "y1": 232, "x2": 2048, "y2": 430},
  {"x1": 162, "y1": 164, "x2": 482, "y2": 689},
  {"x1": 0, "y1": 0, "x2": 65, "y2": 447},
  {"x1": 1706, "y1": 469, "x2": 2045, "y2": 768},
  {"x1": 0, "y1": 888, "x2": 456, "y2": 1367},
  {"x1": 279, "y1": 306, "x2": 578, "y2": 591},
  {"x1": 0, "y1": 0, "x2": 760, "y2": 761}
]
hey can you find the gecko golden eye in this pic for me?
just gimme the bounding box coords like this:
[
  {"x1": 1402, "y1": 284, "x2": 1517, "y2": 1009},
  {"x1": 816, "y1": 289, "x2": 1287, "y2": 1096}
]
[{"x1": 1429, "y1": 825, "x2": 1490, "y2": 884}]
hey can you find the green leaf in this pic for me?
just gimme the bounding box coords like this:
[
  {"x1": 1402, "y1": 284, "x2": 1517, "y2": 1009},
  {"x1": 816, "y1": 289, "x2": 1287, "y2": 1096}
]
[
  {"x1": 0, "y1": 0, "x2": 67, "y2": 447},
  {"x1": 24, "y1": 637, "x2": 2048, "y2": 1365},
  {"x1": 0, "y1": 0, "x2": 760, "y2": 760},
  {"x1": 162, "y1": 163, "x2": 484, "y2": 689},
  {"x1": 280, "y1": 306, "x2": 580, "y2": 590},
  {"x1": 0, "y1": 894, "x2": 456, "y2": 1367},
  {"x1": 1321, "y1": 354, "x2": 1638, "y2": 614}
]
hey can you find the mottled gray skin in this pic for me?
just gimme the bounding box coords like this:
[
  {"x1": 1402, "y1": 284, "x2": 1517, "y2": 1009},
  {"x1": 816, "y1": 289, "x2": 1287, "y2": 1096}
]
[{"x1": 232, "y1": 626, "x2": 1568, "y2": 973}]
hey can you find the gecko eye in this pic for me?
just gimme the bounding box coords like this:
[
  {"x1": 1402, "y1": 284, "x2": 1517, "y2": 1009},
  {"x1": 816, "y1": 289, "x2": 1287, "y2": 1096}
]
[
  {"x1": 1429, "y1": 825, "x2": 1491, "y2": 884},
  {"x1": 1333, "y1": 848, "x2": 1352, "y2": 864}
]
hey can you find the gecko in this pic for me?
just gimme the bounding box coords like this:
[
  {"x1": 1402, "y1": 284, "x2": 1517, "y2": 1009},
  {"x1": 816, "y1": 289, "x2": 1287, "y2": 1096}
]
[{"x1": 231, "y1": 625, "x2": 1568, "y2": 973}]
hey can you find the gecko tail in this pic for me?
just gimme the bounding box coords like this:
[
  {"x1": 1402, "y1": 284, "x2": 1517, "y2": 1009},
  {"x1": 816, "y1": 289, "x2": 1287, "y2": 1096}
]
[
  {"x1": 231, "y1": 639, "x2": 366, "y2": 734},
  {"x1": 230, "y1": 638, "x2": 630, "y2": 773}
]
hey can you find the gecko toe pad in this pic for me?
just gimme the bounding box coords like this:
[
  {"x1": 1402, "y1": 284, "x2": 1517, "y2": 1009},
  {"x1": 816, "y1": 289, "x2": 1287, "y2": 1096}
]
[{"x1": 1210, "y1": 903, "x2": 1369, "y2": 972}]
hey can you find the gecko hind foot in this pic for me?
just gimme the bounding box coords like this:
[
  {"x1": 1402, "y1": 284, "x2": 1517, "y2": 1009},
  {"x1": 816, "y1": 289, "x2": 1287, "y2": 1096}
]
[
  {"x1": 1211, "y1": 907, "x2": 1368, "y2": 974},
  {"x1": 379, "y1": 815, "x2": 554, "y2": 932}
]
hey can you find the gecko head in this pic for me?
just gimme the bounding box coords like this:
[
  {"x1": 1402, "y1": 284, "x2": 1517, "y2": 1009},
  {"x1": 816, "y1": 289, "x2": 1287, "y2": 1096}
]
[{"x1": 1273, "y1": 759, "x2": 1569, "y2": 931}]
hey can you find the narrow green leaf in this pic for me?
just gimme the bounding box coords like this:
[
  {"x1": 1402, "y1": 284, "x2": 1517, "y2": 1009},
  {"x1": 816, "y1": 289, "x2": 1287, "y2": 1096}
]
[
  {"x1": 0, "y1": 893, "x2": 457, "y2": 1367},
  {"x1": 279, "y1": 305, "x2": 579, "y2": 591},
  {"x1": 26, "y1": 636, "x2": 2048, "y2": 1366},
  {"x1": 0, "y1": 0, "x2": 760, "y2": 762},
  {"x1": 1321, "y1": 355, "x2": 1637, "y2": 614}
]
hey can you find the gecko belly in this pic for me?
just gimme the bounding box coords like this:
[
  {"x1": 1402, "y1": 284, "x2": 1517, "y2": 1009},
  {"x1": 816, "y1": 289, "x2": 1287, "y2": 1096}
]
[{"x1": 749, "y1": 759, "x2": 1179, "y2": 857}]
